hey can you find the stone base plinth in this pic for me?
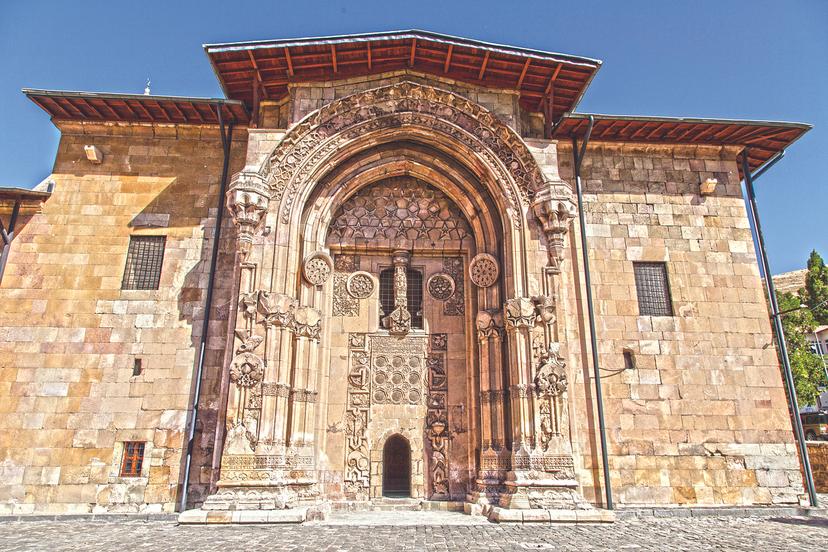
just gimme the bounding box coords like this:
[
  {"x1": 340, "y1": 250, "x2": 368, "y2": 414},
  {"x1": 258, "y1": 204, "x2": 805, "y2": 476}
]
[
  {"x1": 178, "y1": 507, "x2": 312, "y2": 524},
  {"x1": 464, "y1": 502, "x2": 614, "y2": 523}
]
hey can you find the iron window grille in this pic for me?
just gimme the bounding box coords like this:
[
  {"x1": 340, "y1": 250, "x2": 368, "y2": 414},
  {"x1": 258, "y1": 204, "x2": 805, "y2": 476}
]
[
  {"x1": 633, "y1": 262, "x2": 673, "y2": 316},
  {"x1": 120, "y1": 441, "x2": 145, "y2": 477},
  {"x1": 378, "y1": 267, "x2": 424, "y2": 329},
  {"x1": 122, "y1": 236, "x2": 166, "y2": 290}
]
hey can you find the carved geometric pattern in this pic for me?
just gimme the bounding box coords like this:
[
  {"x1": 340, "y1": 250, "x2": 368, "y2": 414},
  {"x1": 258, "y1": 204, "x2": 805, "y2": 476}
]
[
  {"x1": 371, "y1": 354, "x2": 423, "y2": 405},
  {"x1": 344, "y1": 343, "x2": 370, "y2": 500},
  {"x1": 333, "y1": 273, "x2": 359, "y2": 317},
  {"x1": 469, "y1": 253, "x2": 499, "y2": 288},
  {"x1": 442, "y1": 257, "x2": 465, "y2": 316},
  {"x1": 303, "y1": 252, "x2": 333, "y2": 286},
  {"x1": 346, "y1": 271, "x2": 375, "y2": 299},
  {"x1": 229, "y1": 353, "x2": 264, "y2": 388},
  {"x1": 426, "y1": 341, "x2": 449, "y2": 499},
  {"x1": 327, "y1": 177, "x2": 471, "y2": 245},
  {"x1": 427, "y1": 272, "x2": 455, "y2": 301},
  {"x1": 334, "y1": 254, "x2": 359, "y2": 272}
]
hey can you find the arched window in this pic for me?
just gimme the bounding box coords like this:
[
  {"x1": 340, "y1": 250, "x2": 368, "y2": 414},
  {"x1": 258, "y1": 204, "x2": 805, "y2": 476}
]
[{"x1": 379, "y1": 267, "x2": 423, "y2": 329}]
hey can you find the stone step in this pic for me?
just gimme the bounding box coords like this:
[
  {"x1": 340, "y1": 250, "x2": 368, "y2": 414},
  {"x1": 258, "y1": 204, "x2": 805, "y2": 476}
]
[{"x1": 329, "y1": 499, "x2": 465, "y2": 512}]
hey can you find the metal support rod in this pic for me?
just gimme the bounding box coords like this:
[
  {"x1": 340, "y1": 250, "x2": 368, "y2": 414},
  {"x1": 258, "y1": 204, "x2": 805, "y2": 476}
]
[
  {"x1": 0, "y1": 199, "x2": 21, "y2": 286},
  {"x1": 572, "y1": 116, "x2": 613, "y2": 509},
  {"x1": 180, "y1": 106, "x2": 234, "y2": 512},
  {"x1": 742, "y1": 148, "x2": 817, "y2": 507}
]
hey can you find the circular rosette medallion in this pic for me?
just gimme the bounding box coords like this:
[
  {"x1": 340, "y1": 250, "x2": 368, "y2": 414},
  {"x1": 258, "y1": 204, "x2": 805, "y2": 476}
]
[
  {"x1": 426, "y1": 272, "x2": 456, "y2": 301},
  {"x1": 229, "y1": 353, "x2": 264, "y2": 388},
  {"x1": 302, "y1": 252, "x2": 333, "y2": 286},
  {"x1": 346, "y1": 271, "x2": 375, "y2": 299},
  {"x1": 469, "y1": 253, "x2": 500, "y2": 288}
]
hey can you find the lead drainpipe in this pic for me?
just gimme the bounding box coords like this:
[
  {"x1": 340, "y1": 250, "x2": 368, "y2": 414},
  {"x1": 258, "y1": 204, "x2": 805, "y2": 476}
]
[
  {"x1": 742, "y1": 148, "x2": 818, "y2": 507},
  {"x1": 572, "y1": 116, "x2": 613, "y2": 509},
  {"x1": 179, "y1": 105, "x2": 234, "y2": 512}
]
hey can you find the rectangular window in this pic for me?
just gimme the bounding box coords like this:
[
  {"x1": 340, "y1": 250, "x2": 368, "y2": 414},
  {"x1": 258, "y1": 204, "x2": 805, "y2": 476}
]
[
  {"x1": 122, "y1": 236, "x2": 166, "y2": 290},
  {"x1": 633, "y1": 262, "x2": 673, "y2": 316},
  {"x1": 120, "y1": 441, "x2": 145, "y2": 477}
]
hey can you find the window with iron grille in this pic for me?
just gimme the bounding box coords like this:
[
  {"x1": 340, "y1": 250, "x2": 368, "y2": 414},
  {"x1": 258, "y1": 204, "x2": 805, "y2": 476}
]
[
  {"x1": 120, "y1": 441, "x2": 145, "y2": 477},
  {"x1": 122, "y1": 236, "x2": 166, "y2": 290},
  {"x1": 633, "y1": 262, "x2": 673, "y2": 316},
  {"x1": 378, "y1": 267, "x2": 424, "y2": 329}
]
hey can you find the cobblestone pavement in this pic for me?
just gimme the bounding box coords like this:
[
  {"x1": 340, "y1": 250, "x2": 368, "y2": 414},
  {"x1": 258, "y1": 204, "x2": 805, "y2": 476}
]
[{"x1": 1, "y1": 511, "x2": 827, "y2": 551}]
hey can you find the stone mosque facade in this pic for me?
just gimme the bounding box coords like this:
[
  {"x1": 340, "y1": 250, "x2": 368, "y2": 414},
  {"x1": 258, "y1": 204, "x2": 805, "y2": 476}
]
[{"x1": 0, "y1": 31, "x2": 811, "y2": 521}]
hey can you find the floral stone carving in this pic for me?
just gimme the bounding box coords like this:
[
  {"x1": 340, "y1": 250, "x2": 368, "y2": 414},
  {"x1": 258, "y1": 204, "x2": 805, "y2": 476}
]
[
  {"x1": 469, "y1": 253, "x2": 499, "y2": 288},
  {"x1": 504, "y1": 297, "x2": 536, "y2": 329},
  {"x1": 302, "y1": 252, "x2": 333, "y2": 286},
  {"x1": 427, "y1": 272, "x2": 456, "y2": 301},
  {"x1": 346, "y1": 271, "x2": 375, "y2": 299},
  {"x1": 226, "y1": 171, "x2": 270, "y2": 259},
  {"x1": 230, "y1": 353, "x2": 265, "y2": 388}
]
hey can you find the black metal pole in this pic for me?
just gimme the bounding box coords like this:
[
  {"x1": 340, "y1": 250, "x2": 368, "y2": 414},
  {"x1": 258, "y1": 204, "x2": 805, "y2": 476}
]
[
  {"x1": 741, "y1": 148, "x2": 817, "y2": 507},
  {"x1": 573, "y1": 116, "x2": 613, "y2": 509},
  {"x1": 179, "y1": 106, "x2": 234, "y2": 512}
]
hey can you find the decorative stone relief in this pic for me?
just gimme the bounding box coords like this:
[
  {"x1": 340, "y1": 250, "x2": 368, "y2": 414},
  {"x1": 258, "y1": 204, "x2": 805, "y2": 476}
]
[
  {"x1": 372, "y1": 354, "x2": 423, "y2": 405},
  {"x1": 258, "y1": 292, "x2": 297, "y2": 328},
  {"x1": 532, "y1": 189, "x2": 577, "y2": 272},
  {"x1": 504, "y1": 297, "x2": 536, "y2": 329},
  {"x1": 532, "y1": 294, "x2": 557, "y2": 326},
  {"x1": 476, "y1": 309, "x2": 504, "y2": 341},
  {"x1": 302, "y1": 252, "x2": 333, "y2": 286},
  {"x1": 327, "y1": 177, "x2": 472, "y2": 244},
  {"x1": 442, "y1": 257, "x2": 465, "y2": 316},
  {"x1": 427, "y1": 272, "x2": 455, "y2": 301},
  {"x1": 293, "y1": 306, "x2": 322, "y2": 339},
  {"x1": 266, "y1": 82, "x2": 551, "y2": 228},
  {"x1": 534, "y1": 343, "x2": 568, "y2": 451},
  {"x1": 226, "y1": 171, "x2": 270, "y2": 259},
  {"x1": 230, "y1": 353, "x2": 264, "y2": 388},
  {"x1": 334, "y1": 254, "x2": 358, "y2": 272},
  {"x1": 344, "y1": 337, "x2": 370, "y2": 501},
  {"x1": 430, "y1": 333, "x2": 448, "y2": 352},
  {"x1": 469, "y1": 253, "x2": 499, "y2": 288},
  {"x1": 346, "y1": 271, "x2": 375, "y2": 299},
  {"x1": 333, "y1": 273, "x2": 359, "y2": 317},
  {"x1": 234, "y1": 329, "x2": 264, "y2": 355},
  {"x1": 383, "y1": 251, "x2": 412, "y2": 335}
]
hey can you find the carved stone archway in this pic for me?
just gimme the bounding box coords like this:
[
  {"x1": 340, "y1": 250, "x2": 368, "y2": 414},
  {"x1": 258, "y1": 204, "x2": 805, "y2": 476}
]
[{"x1": 214, "y1": 80, "x2": 586, "y2": 518}]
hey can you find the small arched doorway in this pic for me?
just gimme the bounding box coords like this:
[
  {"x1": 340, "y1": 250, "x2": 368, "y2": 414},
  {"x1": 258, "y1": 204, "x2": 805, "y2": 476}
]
[{"x1": 382, "y1": 434, "x2": 411, "y2": 498}]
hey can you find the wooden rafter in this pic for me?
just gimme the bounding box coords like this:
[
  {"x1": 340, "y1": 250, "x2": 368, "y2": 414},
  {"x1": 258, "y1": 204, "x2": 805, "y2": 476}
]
[
  {"x1": 132, "y1": 101, "x2": 153, "y2": 120},
  {"x1": 409, "y1": 38, "x2": 417, "y2": 67},
  {"x1": 536, "y1": 63, "x2": 563, "y2": 110},
  {"x1": 284, "y1": 47, "x2": 294, "y2": 76},
  {"x1": 154, "y1": 100, "x2": 172, "y2": 121},
  {"x1": 517, "y1": 59, "x2": 531, "y2": 88},
  {"x1": 78, "y1": 98, "x2": 104, "y2": 119},
  {"x1": 189, "y1": 102, "x2": 205, "y2": 123},
  {"x1": 168, "y1": 102, "x2": 187, "y2": 122},
  {"x1": 331, "y1": 44, "x2": 338, "y2": 73},
  {"x1": 42, "y1": 96, "x2": 71, "y2": 118},
  {"x1": 367, "y1": 42, "x2": 372, "y2": 69},
  {"x1": 443, "y1": 44, "x2": 453, "y2": 73},
  {"x1": 478, "y1": 51, "x2": 490, "y2": 80}
]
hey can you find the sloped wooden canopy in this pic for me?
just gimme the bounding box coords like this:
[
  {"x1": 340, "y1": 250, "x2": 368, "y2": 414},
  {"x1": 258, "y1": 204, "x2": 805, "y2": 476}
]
[
  {"x1": 552, "y1": 113, "x2": 811, "y2": 175},
  {"x1": 204, "y1": 29, "x2": 602, "y2": 120},
  {"x1": 24, "y1": 89, "x2": 248, "y2": 125}
]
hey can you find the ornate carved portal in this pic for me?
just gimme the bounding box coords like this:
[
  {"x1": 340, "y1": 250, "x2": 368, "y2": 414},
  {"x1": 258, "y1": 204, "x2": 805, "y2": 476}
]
[{"x1": 209, "y1": 80, "x2": 588, "y2": 518}]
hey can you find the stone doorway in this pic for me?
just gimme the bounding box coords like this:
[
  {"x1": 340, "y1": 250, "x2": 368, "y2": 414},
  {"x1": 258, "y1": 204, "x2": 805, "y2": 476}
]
[{"x1": 382, "y1": 434, "x2": 411, "y2": 498}]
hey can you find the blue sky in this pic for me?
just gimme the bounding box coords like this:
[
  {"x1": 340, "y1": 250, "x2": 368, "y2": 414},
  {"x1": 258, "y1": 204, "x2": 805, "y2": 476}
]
[{"x1": 1, "y1": 0, "x2": 825, "y2": 274}]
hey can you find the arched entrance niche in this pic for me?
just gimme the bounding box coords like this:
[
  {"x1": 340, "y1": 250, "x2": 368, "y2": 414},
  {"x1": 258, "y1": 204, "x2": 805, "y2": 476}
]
[
  {"x1": 219, "y1": 80, "x2": 583, "y2": 512},
  {"x1": 382, "y1": 434, "x2": 411, "y2": 498}
]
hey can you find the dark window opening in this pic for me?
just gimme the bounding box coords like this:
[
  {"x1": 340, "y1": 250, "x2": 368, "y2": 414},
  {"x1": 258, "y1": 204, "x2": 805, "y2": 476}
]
[
  {"x1": 120, "y1": 441, "x2": 145, "y2": 477},
  {"x1": 633, "y1": 262, "x2": 673, "y2": 317},
  {"x1": 132, "y1": 358, "x2": 143, "y2": 376},
  {"x1": 623, "y1": 350, "x2": 635, "y2": 371},
  {"x1": 122, "y1": 236, "x2": 166, "y2": 290},
  {"x1": 378, "y1": 266, "x2": 423, "y2": 329},
  {"x1": 382, "y1": 434, "x2": 411, "y2": 497}
]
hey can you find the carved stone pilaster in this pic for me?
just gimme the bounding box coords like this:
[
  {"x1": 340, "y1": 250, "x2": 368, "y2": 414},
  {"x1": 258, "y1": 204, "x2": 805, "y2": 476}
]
[
  {"x1": 384, "y1": 250, "x2": 412, "y2": 335},
  {"x1": 258, "y1": 292, "x2": 297, "y2": 328},
  {"x1": 226, "y1": 170, "x2": 270, "y2": 260},
  {"x1": 531, "y1": 187, "x2": 577, "y2": 273}
]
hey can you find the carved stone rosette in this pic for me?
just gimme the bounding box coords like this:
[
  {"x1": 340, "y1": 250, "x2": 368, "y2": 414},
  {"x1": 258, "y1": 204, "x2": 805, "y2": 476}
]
[
  {"x1": 469, "y1": 253, "x2": 500, "y2": 288},
  {"x1": 302, "y1": 252, "x2": 333, "y2": 287},
  {"x1": 226, "y1": 170, "x2": 270, "y2": 260}
]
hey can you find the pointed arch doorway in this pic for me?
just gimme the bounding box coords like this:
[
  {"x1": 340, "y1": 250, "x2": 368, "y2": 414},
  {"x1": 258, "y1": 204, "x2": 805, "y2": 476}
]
[{"x1": 382, "y1": 434, "x2": 411, "y2": 498}]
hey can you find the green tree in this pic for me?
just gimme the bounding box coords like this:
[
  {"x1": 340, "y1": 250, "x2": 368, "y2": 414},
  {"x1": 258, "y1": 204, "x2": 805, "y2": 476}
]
[
  {"x1": 777, "y1": 291, "x2": 826, "y2": 407},
  {"x1": 804, "y1": 250, "x2": 828, "y2": 324}
]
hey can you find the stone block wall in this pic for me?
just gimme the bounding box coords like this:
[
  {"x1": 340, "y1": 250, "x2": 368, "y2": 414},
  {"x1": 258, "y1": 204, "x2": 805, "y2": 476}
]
[
  {"x1": 557, "y1": 141, "x2": 803, "y2": 506},
  {"x1": 0, "y1": 121, "x2": 247, "y2": 514},
  {"x1": 807, "y1": 441, "x2": 828, "y2": 493}
]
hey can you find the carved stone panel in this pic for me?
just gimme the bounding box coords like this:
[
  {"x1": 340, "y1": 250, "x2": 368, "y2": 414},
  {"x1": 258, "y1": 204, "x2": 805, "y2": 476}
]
[
  {"x1": 442, "y1": 257, "x2": 465, "y2": 316},
  {"x1": 333, "y1": 273, "x2": 359, "y2": 317},
  {"x1": 303, "y1": 252, "x2": 333, "y2": 286},
  {"x1": 347, "y1": 271, "x2": 375, "y2": 299},
  {"x1": 427, "y1": 272, "x2": 455, "y2": 301}
]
